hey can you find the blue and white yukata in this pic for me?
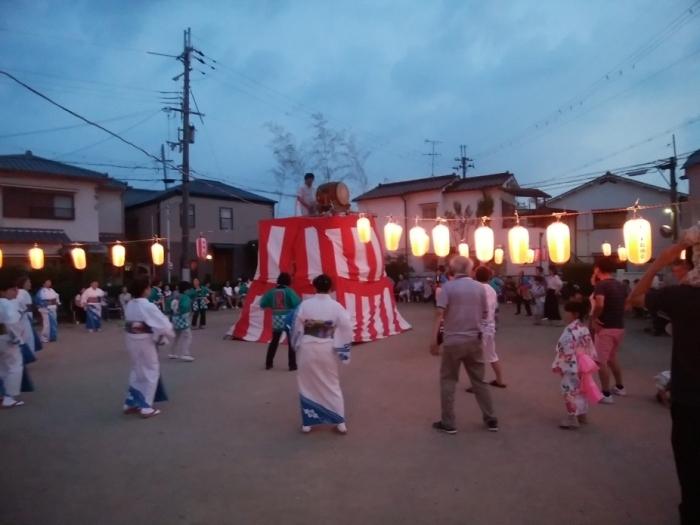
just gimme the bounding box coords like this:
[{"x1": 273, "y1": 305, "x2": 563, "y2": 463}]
[
  {"x1": 290, "y1": 294, "x2": 353, "y2": 428},
  {"x1": 123, "y1": 298, "x2": 174, "y2": 412},
  {"x1": 81, "y1": 287, "x2": 105, "y2": 332},
  {"x1": 16, "y1": 289, "x2": 41, "y2": 358},
  {"x1": 37, "y1": 286, "x2": 60, "y2": 343},
  {"x1": 0, "y1": 297, "x2": 24, "y2": 402}
]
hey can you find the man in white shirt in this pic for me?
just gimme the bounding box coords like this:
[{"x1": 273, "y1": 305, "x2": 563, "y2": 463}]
[{"x1": 296, "y1": 172, "x2": 316, "y2": 216}]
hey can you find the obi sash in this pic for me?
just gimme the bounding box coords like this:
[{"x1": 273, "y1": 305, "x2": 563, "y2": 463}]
[
  {"x1": 43, "y1": 299, "x2": 58, "y2": 306},
  {"x1": 303, "y1": 322, "x2": 335, "y2": 339},
  {"x1": 0, "y1": 324, "x2": 6, "y2": 336},
  {"x1": 125, "y1": 322, "x2": 153, "y2": 334},
  {"x1": 87, "y1": 297, "x2": 101, "y2": 304}
]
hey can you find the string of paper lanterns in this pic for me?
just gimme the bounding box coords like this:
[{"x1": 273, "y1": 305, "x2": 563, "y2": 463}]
[
  {"x1": 11, "y1": 237, "x2": 169, "y2": 271},
  {"x1": 364, "y1": 200, "x2": 657, "y2": 266}
]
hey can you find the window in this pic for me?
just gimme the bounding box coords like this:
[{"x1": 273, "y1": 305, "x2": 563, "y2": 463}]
[
  {"x1": 179, "y1": 203, "x2": 195, "y2": 229},
  {"x1": 593, "y1": 209, "x2": 627, "y2": 230},
  {"x1": 219, "y1": 207, "x2": 233, "y2": 230},
  {"x1": 2, "y1": 187, "x2": 75, "y2": 220},
  {"x1": 421, "y1": 203, "x2": 437, "y2": 219}
]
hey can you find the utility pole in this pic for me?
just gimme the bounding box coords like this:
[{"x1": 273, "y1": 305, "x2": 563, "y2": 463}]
[
  {"x1": 424, "y1": 139, "x2": 442, "y2": 177},
  {"x1": 453, "y1": 144, "x2": 474, "y2": 179},
  {"x1": 670, "y1": 134, "x2": 678, "y2": 241},
  {"x1": 180, "y1": 28, "x2": 192, "y2": 281},
  {"x1": 159, "y1": 144, "x2": 175, "y2": 190}
]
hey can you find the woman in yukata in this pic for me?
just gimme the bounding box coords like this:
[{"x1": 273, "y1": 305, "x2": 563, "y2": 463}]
[
  {"x1": 81, "y1": 281, "x2": 106, "y2": 332},
  {"x1": 37, "y1": 279, "x2": 60, "y2": 343},
  {"x1": 289, "y1": 274, "x2": 353, "y2": 435},
  {"x1": 123, "y1": 275, "x2": 174, "y2": 419}
]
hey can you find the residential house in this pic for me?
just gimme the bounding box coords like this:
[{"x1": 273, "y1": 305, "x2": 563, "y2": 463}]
[
  {"x1": 354, "y1": 172, "x2": 551, "y2": 275},
  {"x1": 0, "y1": 151, "x2": 125, "y2": 272},
  {"x1": 124, "y1": 179, "x2": 275, "y2": 284},
  {"x1": 546, "y1": 172, "x2": 685, "y2": 264},
  {"x1": 682, "y1": 148, "x2": 700, "y2": 225}
]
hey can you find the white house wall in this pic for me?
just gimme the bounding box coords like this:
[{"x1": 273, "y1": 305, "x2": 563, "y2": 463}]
[{"x1": 0, "y1": 174, "x2": 101, "y2": 242}]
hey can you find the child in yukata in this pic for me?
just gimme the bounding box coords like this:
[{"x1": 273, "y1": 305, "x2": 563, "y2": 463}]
[{"x1": 552, "y1": 300, "x2": 603, "y2": 429}]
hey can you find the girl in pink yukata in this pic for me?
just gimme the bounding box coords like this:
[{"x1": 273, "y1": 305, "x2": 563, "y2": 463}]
[{"x1": 552, "y1": 300, "x2": 603, "y2": 429}]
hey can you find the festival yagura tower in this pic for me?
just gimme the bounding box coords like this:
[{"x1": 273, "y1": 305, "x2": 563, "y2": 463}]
[{"x1": 230, "y1": 215, "x2": 411, "y2": 343}]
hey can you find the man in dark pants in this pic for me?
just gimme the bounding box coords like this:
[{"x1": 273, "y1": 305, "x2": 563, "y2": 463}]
[
  {"x1": 260, "y1": 273, "x2": 301, "y2": 371},
  {"x1": 629, "y1": 243, "x2": 700, "y2": 524}
]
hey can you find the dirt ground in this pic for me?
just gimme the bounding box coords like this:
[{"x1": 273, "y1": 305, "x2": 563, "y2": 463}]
[{"x1": 0, "y1": 303, "x2": 679, "y2": 525}]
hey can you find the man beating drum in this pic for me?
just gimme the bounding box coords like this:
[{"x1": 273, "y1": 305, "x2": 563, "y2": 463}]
[{"x1": 296, "y1": 172, "x2": 316, "y2": 216}]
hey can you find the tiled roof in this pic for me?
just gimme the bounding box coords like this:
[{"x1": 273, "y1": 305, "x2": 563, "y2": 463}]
[
  {"x1": 125, "y1": 178, "x2": 276, "y2": 209},
  {"x1": 0, "y1": 227, "x2": 71, "y2": 244},
  {"x1": 354, "y1": 174, "x2": 459, "y2": 201},
  {"x1": 443, "y1": 172, "x2": 515, "y2": 193},
  {"x1": 548, "y1": 172, "x2": 685, "y2": 203},
  {"x1": 0, "y1": 151, "x2": 109, "y2": 181},
  {"x1": 503, "y1": 187, "x2": 551, "y2": 198},
  {"x1": 682, "y1": 149, "x2": 700, "y2": 170}
]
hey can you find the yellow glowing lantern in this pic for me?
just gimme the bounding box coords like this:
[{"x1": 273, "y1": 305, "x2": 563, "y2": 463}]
[
  {"x1": 409, "y1": 222, "x2": 429, "y2": 257},
  {"x1": 546, "y1": 215, "x2": 570, "y2": 264},
  {"x1": 458, "y1": 242, "x2": 470, "y2": 257},
  {"x1": 623, "y1": 212, "x2": 652, "y2": 264},
  {"x1": 432, "y1": 220, "x2": 450, "y2": 257},
  {"x1": 151, "y1": 240, "x2": 165, "y2": 266},
  {"x1": 111, "y1": 242, "x2": 126, "y2": 267},
  {"x1": 494, "y1": 247, "x2": 504, "y2": 265},
  {"x1": 71, "y1": 247, "x2": 87, "y2": 270},
  {"x1": 617, "y1": 245, "x2": 628, "y2": 262},
  {"x1": 29, "y1": 243, "x2": 44, "y2": 270},
  {"x1": 525, "y1": 248, "x2": 535, "y2": 264},
  {"x1": 680, "y1": 249, "x2": 687, "y2": 261},
  {"x1": 357, "y1": 214, "x2": 372, "y2": 244},
  {"x1": 508, "y1": 213, "x2": 530, "y2": 264},
  {"x1": 383, "y1": 219, "x2": 403, "y2": 252},
  {"x1": 0, "y1": 248, "x2": 3, "y2": 268},
  {"x1": 601, "y1": 242, "x2": 612, "y2": 257},
  {"x1": 474, "y1": 217, "x2": 494, "y2": 262}
]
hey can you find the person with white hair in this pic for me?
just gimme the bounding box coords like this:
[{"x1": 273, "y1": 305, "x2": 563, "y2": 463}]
[{"x1": 430, "y1": 256, "x2": 499, "y2": 434}]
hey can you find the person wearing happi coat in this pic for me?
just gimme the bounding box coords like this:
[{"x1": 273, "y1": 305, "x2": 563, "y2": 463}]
[
  {"x1": 123, "y1": 275, "x2": 174, "y2": 418},
  {"x1": 188, "y1": 278, "x2": 210, "y2": 329},
  {"x1": 552, "y1": 300, "x2": 602, "y2": 430},
  {"x1": 37, "y1": 279, "x2": 60, "y2": 343},
  {"x1": 0, "y1": 278, "x2": 26, "y2": 408},
  {"x1": 260, "y1": 272, "x2": 301, "y2": 371},
  {"x1": 81, "y1": 281, "x2": 106, "y2": 332},
  {"x1": 149, "y1": 280, "x2": 164, "y2": 310},
  {"x1": 168, "y1": 281, "x2": 194, "y2": 362},
  {"x1": 289, "y1": 274, "x2": 353, "y2": 434}
]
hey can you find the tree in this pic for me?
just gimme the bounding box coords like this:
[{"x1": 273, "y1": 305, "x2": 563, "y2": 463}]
[{"x1": 265, "y1": 113, "x2": 370, "y2": 210}]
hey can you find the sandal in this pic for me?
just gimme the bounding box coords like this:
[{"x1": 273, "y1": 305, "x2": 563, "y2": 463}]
[
  {"x1": 1, "y1": 399, "x2": 25, "y2": 409},
  {"x1": 140, "y1": 408, "x2": 161, "y2": 419},
  {"x1": 489, "y1": 381, "x2": 507, "y2": 388}
]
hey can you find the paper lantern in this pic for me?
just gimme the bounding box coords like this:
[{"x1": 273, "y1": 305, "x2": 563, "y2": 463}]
[
  {"x1": 617, "y1": 245, "x2": 628, "y2": 262},
  {"x1": 409, "y1": 224, "x2": 429, "y2": 257},
  {"x1": 357, "y1": 215, "x2": 372, "y2": 244},
  {"x1": 601, "y1": 242, "x2": 612, "y2": 257},
  {"x1": 432, "y1": 221, "x2": 450, "y2": 257},
  {"x1": 151, "y1": 240, "x2": 165, "y2": 266},
  {"x1": 526, "y1": 248, "x2": 536, "y2": 264},
  {"x1": 71, "y1": 247, "x2": 87, "y2": 270},
  {"x1": 458, "y1": 242, "x2": 470, "y2": 257},
  {"x1": 29, "y1": 244, "x2": 44, "y2": 270},
  {"x1": 111, "y1": 242, "x2": 126, "y2": 267},
  {"x1": 623, "y1": 216, "x2": 652, "y2": 264},
  {"x1": 546, "y1": 217, "x2": 570, "y2": 264},
  {"x1": 474, "y1": 218, "x2": 494, "y2": 262},
  {"x1": 508, "y1": 223, "x2": 530, "y2": 264},
  {"x1": 384, "y1": 220, "x2": 403, "y2": 252},
  {"x1": 0, "y1": 248, "x2": 3, "y2": 268},
  {"x1": 680, "y1": 249, "x2": 686, "y2": 261},
  {"x1": 494, "y1": 247, "x2": 504, "y2": 265},
  {"x1": 196, "y1": 234, "x2": 208, "y2": 259}
]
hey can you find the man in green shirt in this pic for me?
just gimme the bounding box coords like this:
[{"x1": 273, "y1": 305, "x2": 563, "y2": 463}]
[{"x1": 260, "y1": 273, "x2": 301, "y2": 371}]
